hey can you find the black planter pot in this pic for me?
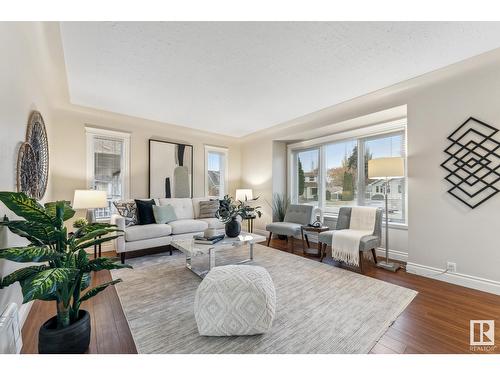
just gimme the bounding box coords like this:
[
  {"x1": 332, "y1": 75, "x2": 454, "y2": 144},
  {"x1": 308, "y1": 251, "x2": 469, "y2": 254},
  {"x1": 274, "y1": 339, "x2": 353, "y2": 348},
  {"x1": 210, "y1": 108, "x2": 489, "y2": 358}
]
[
  {"x1": 225, "y1": 218, "x2": 241, "y2": 237},
  {"x1": 38, "y1": 310, "x2": 91, "y2": 354}
]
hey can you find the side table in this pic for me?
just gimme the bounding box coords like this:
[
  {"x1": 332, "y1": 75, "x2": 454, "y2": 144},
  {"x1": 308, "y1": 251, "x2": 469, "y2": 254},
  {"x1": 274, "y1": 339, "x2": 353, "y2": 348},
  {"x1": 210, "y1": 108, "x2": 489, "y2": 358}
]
[{"x1": 300, "y1": 225, "x2": 330, "y2": 257}]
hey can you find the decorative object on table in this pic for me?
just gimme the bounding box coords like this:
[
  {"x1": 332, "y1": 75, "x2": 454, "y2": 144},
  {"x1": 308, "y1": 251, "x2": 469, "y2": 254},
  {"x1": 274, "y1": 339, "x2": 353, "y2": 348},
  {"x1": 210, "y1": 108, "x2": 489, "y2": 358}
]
[
  {"x1": 113, "y1": 199, "x2": 138, "y2": 227},
  {"x1": 194, "y1": 265, "x2": 276, "y2": 336},
  {"x1": 193, "y1": 233, "x2": 225, "y2": 245},
  {"x1": 265, "y1": 204, "x2": 313, "y2": 253},
  {"x1": 204, "y1": 227, "x2": 218, "y2": 238},
  {"x1": 368, "y1": 157, "x2": 405, "y2": 272},
  {"x1": 301, "y1": 224, "x2": 330, "y2": 256},
  {"x1": 0, "y1": 191, "x2": 130, "y2": 354},
  {"x1": 441, "y1": 117, "x2": 500, "y2": 209},
  {"x1": 311, "y1": 207, "x2": 324, "y2": 227},
  {"x1": 149, "y1": 139, "x2": 193, "y2": 198},
  {"x1": 72, "y1": 189, "x2": 108, "y2": 223},
  {"x1": 16, "y1": 111, "x2": 49, "y2": 200},
  {"x1": 270, "y1": 193, "x2": 290, "y2": 239},
  {"x1": 134, "y1": 199, "x2": 156, "y2": 225},
  {"x1": 236, "y1": 189, "x2": 260, "y2": 233},
  {"x1": 216, "y1": 195, "x2": 262, "y2": 238}
]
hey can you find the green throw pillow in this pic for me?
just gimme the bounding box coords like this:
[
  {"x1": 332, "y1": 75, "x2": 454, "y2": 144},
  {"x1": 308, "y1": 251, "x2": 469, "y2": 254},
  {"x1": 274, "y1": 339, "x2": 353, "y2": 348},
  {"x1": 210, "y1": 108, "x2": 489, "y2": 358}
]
[{"x1": 153, "y1": 204, "x2": 177, "y2": 224}]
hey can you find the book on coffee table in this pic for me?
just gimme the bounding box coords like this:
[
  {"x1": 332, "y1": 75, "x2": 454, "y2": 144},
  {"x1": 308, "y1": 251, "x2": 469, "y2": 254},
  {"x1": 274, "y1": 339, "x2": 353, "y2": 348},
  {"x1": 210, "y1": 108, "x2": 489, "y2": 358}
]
[{"x1": 193, "y1": 234, "x2": 225, "y2": 245}]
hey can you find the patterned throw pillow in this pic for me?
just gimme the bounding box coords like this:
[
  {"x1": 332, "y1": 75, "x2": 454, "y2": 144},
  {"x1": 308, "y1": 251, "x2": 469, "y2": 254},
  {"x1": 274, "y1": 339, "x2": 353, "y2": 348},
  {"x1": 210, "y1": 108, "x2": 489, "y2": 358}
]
[
  {"x1": 113, "y1": 200, "x2": 138, "y2": 227},
  {"x1": 199, "y1": 200, "x2": 220, "y2": 219}
]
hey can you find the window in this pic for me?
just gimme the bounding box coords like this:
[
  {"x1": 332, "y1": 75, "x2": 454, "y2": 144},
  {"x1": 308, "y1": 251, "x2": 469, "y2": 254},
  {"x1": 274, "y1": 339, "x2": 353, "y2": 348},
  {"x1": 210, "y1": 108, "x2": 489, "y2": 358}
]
[
  {"x1": 290, "y1": 126, "x2": 407, "y2": 224},
  {"x1": 86, "y1": 127, "x2": 130, "y2": 220},
  {"x1": 205, "y1": 145, "x2": 228, "y2": 198},
  {"x1": 294, "y1": 149, "x2": 319, "y2": 207}
]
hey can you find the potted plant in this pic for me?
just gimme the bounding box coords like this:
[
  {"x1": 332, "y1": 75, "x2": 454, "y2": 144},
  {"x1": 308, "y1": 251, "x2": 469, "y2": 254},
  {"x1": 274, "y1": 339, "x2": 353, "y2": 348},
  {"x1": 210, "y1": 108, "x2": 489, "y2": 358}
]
[
  {"x1": 0, "y1": 192, "x2": 131, "y2": 354},
  {"x1": 271, "y1": 193, "x2": 289, "y2": 240},
  {"x1": 216, "y1": 195, "x2": 262, "y2": 237}
]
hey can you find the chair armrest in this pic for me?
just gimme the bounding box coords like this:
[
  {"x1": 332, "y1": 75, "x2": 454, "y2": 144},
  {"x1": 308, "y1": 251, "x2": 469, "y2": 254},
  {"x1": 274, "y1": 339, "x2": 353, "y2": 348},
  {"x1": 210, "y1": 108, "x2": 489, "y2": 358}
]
[{"x1": 110, "y1": 214, "x2": 126, "y2": 253}]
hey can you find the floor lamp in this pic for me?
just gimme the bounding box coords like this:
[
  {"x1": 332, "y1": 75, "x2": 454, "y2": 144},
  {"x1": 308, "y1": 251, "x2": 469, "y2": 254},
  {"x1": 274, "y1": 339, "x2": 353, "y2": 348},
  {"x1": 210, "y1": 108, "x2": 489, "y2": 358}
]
[{"x1": 368, "y1": 157, "x2": 405, "y2": 272}]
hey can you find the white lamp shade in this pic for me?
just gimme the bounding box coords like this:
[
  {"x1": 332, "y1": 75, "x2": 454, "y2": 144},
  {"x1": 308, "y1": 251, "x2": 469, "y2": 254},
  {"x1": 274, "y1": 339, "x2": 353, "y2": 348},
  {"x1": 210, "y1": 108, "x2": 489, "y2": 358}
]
[
  {"x1": 72, "y1": 190, "x2": 108, "y2": 209},
  {"x1": 368, "y1": 157, "x2": 405, "y2": 179},
  {"x1": 235, "y1": 189, "x2": 253, "y2": 201}
]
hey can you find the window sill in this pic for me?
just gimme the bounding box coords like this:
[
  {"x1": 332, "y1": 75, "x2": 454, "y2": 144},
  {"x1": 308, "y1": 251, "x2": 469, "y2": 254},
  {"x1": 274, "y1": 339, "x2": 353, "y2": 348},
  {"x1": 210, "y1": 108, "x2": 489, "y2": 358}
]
[{"x1": 322, "y1": 213, "x2": 408, "y2": 230}]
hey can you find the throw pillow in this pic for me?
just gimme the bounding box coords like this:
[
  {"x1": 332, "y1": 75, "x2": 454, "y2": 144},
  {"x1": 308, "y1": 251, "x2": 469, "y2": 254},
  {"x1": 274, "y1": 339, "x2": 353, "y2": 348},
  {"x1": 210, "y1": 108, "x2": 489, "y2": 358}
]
[
  {"x1": 153, "y1": 204, "x2": 177, "y2": 224},
  {"x1": 113, "y1": 200, "x2": 138, "y2": 227},
  {"x1": 135, "y1": 199, "x2": 156, "y2": 225},
  {"x1": 199, "y1": 200, "x2": 219, "y2": 218}
]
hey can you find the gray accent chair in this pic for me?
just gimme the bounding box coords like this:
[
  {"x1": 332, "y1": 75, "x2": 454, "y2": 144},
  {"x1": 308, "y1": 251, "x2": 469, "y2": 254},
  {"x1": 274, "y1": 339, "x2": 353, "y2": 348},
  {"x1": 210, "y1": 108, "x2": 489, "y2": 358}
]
[
  {"x1": 265, "y1": 204, "x2": 314, "y2": 252},
  {"x1": 318, "y1": 207, "x2": 383, "y2": 273}
]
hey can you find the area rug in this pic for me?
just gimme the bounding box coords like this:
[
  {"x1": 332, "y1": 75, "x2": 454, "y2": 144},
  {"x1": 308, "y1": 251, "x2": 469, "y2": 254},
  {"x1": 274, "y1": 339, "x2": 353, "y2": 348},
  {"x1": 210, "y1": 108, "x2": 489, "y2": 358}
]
[{"x1": 111, "y1": 244, "x2": 417, "y2": 354}]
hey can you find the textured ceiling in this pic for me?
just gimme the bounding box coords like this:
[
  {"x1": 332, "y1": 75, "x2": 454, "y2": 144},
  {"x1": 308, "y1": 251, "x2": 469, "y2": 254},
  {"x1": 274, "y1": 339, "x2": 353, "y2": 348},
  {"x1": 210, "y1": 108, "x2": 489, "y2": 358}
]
[{"x1": 60, "y1": 22, "x2": 500, "y2": 137}]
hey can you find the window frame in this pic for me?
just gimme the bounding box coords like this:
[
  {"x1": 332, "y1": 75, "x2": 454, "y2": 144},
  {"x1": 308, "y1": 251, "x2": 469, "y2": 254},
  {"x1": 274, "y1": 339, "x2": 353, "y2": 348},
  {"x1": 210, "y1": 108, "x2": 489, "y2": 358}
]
[
  {"x1": 204, "y1": 145, "x2": 229, "y2": 199},
  {"x1": 85, "y1": 126, "x2": 131, "y2": 221},
  {"x1": 287, "y1": 119, "x2": 407, "y2": 225}
]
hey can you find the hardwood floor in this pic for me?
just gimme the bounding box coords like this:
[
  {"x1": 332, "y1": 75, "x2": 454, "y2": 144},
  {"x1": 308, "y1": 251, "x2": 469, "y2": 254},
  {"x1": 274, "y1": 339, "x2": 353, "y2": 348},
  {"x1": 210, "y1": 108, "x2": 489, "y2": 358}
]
[{"x1": 22, "y1": 239, "x2": 500, "y2": 354}]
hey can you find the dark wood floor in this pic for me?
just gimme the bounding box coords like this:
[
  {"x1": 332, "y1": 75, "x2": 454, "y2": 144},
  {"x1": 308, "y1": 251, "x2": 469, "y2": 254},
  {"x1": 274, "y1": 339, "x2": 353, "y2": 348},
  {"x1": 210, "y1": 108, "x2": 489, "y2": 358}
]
[{"x1": 22, "y1": 238, "x2": 500, "y2": 354}]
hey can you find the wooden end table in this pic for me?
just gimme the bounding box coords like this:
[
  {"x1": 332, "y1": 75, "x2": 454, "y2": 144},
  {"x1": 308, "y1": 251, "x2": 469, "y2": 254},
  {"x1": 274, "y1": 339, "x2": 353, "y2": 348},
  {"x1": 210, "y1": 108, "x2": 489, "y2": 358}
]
[{"x1": 301, "y1": 225, "x2": 330, "y2": 257}]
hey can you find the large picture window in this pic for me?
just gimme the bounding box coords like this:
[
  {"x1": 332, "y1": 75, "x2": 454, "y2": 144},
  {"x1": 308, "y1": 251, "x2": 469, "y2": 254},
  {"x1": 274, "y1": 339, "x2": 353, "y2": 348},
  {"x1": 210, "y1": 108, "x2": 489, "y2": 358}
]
[
  {"x1": 86, "y1": 127, "x2": 130, "y2": 220},
  {"x1": 291, "y1": 127, "x2": 406, "y2": 224}
]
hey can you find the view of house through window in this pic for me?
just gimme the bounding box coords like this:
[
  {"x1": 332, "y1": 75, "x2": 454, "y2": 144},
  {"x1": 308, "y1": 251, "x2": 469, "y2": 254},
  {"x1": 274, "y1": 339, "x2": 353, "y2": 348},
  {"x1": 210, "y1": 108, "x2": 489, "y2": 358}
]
[
  {"x1": 86, "y1": 128, "x2": 130, "y2": 221},
  {"x1": 205, "y1": 146, "x2": 228, "y2": 198},
  {"x1": 292, "y1": 130, "x2": 406, "y2": 223}
]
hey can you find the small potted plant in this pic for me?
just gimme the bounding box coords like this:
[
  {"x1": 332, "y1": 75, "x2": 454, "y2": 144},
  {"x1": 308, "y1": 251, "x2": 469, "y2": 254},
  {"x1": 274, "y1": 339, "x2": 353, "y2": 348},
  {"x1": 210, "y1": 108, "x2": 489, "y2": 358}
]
[
  {"x1": 0, "y1": 192, "x2": 131, "y2": 354},
  {"x1": 270, "y1": 193, "x2": 290, "y2": 240},
  {"x1": 216, "y1": 195, "x2": 262, "y2": 237}
]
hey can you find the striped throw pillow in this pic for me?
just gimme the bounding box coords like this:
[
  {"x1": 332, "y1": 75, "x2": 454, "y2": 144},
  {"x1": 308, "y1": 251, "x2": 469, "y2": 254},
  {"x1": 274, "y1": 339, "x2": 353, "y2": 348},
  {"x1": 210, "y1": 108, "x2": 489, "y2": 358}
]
[{"x1": 199, "y1": 200, "x2": 219, "y2": 219}]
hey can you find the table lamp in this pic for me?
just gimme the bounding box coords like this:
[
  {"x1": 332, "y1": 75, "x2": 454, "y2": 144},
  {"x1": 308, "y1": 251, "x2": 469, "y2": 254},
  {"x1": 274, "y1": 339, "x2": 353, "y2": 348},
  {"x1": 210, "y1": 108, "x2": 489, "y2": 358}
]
[
  {"x1": 235, "y1": 189, "x2": 253, "y2": 202},
  {"x1": 72, "y1": 189, "x2": 108, "y2": 223},
  {"x1": 368, "y1": 157, "x2": 405, "y2": 272}
]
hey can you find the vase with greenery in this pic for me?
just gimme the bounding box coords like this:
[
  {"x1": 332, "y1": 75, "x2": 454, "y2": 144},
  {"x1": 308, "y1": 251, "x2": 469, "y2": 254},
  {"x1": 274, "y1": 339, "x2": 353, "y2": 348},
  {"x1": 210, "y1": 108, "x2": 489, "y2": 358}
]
[
  {"x1": 216, "y1": 195, "x2": 262, "y2": 237},
  {"x1": 0, "y1": 192, "x2": 131, "y2": 354},
  {"x1": 271, "y1": 193, "x2": 290, "y2": 240}
]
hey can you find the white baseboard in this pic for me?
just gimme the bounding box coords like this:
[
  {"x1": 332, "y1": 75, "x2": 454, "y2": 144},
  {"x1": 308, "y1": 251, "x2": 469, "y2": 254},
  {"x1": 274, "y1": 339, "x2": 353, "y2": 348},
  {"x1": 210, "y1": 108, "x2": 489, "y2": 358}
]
[
  {"x1": 375, "y1": 248, "x2": 408, "y2": 262},
  {"x1": 406, "y1": 262, "x2": 500, "y2": 296}
]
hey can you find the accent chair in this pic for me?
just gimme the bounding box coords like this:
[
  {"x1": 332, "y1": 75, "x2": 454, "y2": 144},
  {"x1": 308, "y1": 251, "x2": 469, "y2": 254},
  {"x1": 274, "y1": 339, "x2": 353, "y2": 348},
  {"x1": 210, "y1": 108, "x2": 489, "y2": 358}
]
[
  {"x1": 318, "y1": 207, "x2": 383, "y2": 273},
  {"x1": 265, "y1": 204, "x2": 313, "y2": 252}
]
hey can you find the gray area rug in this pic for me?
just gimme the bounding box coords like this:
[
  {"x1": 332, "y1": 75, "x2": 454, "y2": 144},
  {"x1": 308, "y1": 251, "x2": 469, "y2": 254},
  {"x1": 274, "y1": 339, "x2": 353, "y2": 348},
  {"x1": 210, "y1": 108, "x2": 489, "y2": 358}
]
[{"x1": 111, "y1": 245, "x2": 417, "y2": 354}]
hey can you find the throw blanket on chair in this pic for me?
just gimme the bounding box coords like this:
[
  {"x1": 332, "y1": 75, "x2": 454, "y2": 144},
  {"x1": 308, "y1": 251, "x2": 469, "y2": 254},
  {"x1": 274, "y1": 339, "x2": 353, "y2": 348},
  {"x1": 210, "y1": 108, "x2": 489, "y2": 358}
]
[{"x1": 332, "y1": 207, "x2": 377, "y2": 266}]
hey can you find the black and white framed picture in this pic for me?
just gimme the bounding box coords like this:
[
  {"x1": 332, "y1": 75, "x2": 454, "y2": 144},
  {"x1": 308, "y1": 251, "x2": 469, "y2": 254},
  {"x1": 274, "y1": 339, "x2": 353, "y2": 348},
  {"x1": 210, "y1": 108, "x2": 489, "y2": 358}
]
[{"x1": 149, "y1": 139, "x2": 193, "y2": 198}]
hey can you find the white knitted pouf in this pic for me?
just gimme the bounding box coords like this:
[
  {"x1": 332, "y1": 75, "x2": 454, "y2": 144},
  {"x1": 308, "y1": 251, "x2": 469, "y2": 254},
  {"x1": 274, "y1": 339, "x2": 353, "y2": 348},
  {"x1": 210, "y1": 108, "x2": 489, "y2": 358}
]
[{"x1": 194, "y1": 265, "x2": 276, "y2": 336}]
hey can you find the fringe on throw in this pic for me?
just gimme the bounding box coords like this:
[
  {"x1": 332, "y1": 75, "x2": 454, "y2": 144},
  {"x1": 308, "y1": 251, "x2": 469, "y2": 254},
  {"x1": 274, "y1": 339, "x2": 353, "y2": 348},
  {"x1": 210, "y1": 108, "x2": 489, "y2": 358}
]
[{"x1": 332, "y1": 247, "x2": 360, "y2": 267}]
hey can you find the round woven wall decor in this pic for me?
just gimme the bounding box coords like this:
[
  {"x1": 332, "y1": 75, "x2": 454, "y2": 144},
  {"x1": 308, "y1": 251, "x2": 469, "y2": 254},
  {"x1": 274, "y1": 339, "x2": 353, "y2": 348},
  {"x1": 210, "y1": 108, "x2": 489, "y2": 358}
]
[
  {"x1": 17, "y1": 111, "x2": 49, "y2": 199},
  {"x1": 17, "y1": 142, "x2": 39, "y2": 199}
]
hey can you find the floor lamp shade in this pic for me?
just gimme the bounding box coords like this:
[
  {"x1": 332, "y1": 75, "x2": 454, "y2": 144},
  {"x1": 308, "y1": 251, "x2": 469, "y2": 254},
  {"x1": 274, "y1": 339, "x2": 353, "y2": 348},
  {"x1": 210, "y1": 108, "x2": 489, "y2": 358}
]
[
  {"x1": 368, "y1": 157, "x2": 405, "y2": 179},
  {"x1": 72, "y1": 190, "x2": 108, "y2": 209},
  {"x1": 235, "y1": 189, "x2": 253, "y2": 201}
]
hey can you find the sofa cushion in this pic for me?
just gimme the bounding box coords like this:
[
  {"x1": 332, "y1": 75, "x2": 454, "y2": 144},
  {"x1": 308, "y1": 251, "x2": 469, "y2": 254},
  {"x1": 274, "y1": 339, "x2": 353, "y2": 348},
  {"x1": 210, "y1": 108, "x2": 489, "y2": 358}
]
[
  {"x1": 198, "y1": 200, "x2": 219, "y2": 218},
  {"x1": 113, "y1": 200, "x2": 138, "y2": 226},
  {"x1": 153, "y1": 204, "x2": 177, "y2": 224},
  {"x1": 125, "y1": 223, "x2": 172, "y2": 242},
  {"x1": 198, "y1": 217, "x2": 225, "y2": 229},
  {"x1": 192, "y1": 197, "x2": 217, "y2": 218},
  {"x1": 158, "y1": 198, "x2": 194, "y2": 220},
  {"x1": 135, "y1": 199, "x2": 156, "y2": 225},
  {"x1": 169, "y1": 219, "x2": 208, "y2": 235}
]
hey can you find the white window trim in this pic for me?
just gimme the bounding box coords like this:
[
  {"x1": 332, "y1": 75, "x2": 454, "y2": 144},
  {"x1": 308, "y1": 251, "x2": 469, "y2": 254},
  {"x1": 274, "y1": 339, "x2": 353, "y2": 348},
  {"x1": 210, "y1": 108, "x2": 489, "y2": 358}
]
[
  {"x1": 204, "y1": 145, "x2": 229, "y2": 198},
  {"x1": 287, "y1": 119, "x2": 408, "y2": 225},
  {"x1": 85, "y1": 126, "x2": 131, "y2": 202}
]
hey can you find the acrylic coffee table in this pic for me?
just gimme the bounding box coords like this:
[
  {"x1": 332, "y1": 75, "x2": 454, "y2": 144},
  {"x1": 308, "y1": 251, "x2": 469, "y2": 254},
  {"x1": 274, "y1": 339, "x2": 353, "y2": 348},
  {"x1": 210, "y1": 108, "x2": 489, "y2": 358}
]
[{"x1": 170, "y1": 231, "x2": 266, "y2": 278}]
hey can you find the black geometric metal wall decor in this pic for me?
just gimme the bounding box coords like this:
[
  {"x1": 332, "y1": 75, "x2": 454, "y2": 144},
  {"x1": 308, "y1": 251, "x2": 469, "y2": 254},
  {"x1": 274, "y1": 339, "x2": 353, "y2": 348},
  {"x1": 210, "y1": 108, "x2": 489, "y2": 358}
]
[
  {"x1": 441, "y1": 117, "x2": 500, "y2": 209},
  {"x1": 16, "y1": 111, "x2": 49, "y2": 200}
]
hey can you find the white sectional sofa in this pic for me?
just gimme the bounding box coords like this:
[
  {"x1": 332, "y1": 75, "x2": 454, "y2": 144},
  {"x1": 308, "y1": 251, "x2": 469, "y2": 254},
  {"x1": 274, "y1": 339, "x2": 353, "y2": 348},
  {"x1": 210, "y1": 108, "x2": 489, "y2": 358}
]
[{"x1": 111, "y1": 197, "x2": 224, "y2": 263}]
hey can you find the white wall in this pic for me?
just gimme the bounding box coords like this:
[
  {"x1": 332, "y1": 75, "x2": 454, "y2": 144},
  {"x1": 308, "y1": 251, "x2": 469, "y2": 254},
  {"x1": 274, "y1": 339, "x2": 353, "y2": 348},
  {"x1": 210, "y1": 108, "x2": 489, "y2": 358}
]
[
  {"x1": 0, "y1": 22, "x2": 57, "y2": 324},
  {"x1": 241, "y1": 48, "x2": 500, "y2": 294}
]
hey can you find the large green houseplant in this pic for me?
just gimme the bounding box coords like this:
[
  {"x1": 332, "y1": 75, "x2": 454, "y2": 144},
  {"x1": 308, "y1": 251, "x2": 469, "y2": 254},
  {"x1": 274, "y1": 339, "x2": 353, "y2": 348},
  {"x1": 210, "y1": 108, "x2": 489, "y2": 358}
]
[{"x1": 0, "y1": 192, "x2": 131, "y2": 353}]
